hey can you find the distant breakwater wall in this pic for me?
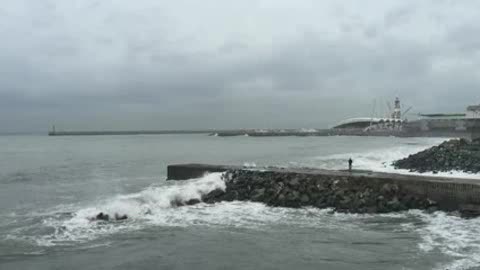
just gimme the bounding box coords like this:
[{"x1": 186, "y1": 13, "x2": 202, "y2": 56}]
[
  {"x1": 46, "y1": 118, "x2": 480, "y2": 138},
  {"x1": 47, "y1": 129, "x2": 338, "y2": 137},
  {"x1": 48, "y1": 129, "x2": 279, "y2": 136},
  {"x1": 168, "y1": 164, "x2": 480, "y2": 217},
  {"x1": 49, "y1": 130, "x2": 219, "y2": 136}
]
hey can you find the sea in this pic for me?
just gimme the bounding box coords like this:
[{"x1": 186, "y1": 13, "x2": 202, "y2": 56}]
[{"x1": 1, "y1": 134, "x2": 480, "y2": 270}]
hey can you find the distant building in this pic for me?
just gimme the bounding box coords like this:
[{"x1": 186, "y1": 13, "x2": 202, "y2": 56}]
[
  {"x1": 331, "y1": 99, "x2": 480, "y2": 139},
  {"x1": 419, "y1": 104, "x2": 480, "y2": 120},
  {"x1": 391, "y1": 97, "x2": 401, "y2": 119},
  {"x1": 333, "y1": 97, "x2": 404, "y2": 130},
  {"x1": 466, "y1": 105, "x2": 480, "y2": 118}
]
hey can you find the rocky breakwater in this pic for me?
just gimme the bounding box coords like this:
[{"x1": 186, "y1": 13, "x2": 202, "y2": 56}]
[
  {"x1": 393, "y1": 139, "x2": 480, "y2": 173},
  {"x1": 199, "y1": 170, "x2": 439, "y2": 214}
]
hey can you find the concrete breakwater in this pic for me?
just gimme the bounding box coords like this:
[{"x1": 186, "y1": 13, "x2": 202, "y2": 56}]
[{"x1": 168, "y1": 164, "x2": 480, "y2": 217}]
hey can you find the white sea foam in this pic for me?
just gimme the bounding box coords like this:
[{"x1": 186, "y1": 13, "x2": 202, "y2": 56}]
[
  {"x1": 413, "y1": 211, "x2": 480, "y2": 270},
  {"x1": 347, "y1": 210, "x2": 480, "y2": 270},
  {"x1": 243, "y1": 162, "x2": 257, "y2": 168}
]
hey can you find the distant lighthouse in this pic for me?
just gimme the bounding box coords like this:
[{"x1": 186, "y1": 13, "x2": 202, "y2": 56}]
[{"x1": 392, "y1": 97, "x2": 401, "y2": 119}]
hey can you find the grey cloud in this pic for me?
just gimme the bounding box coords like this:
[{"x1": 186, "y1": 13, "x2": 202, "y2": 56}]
[
  {"x1": 447, "y1": 24, "x2": 480, "y2": 53},
  {"x1": 1, "y1": 0, "x2": 480, "y2": 132},
  {"x1": 384, "y1": 5, "x2": 414, "y2": 29}
]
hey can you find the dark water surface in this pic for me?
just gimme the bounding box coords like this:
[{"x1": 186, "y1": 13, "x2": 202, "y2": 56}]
[{"x1": 1, "y1": 135, "x2": 479, "y2": 270}]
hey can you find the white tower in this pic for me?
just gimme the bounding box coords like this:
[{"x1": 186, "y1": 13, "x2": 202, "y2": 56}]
[{"x1": 392, "y1": 97, "x2": 401, "y2": 119}]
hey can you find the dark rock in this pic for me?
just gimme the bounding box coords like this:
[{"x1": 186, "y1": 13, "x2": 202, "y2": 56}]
[
  {"x1": 459, "y1": 204, "x2": 480, "y2": 218},
  {"x1": 251, "y1": 188, "x2": 266, "y2": 201},
  {"x1": 276, "y1": 194, "x2": 286, "y2": 206},
  {"x1": 393, "y1": 139, "x2": 480, "y2": 174},
  {"x1": 288, "y1": 178, "x2": 300, "y2": 187},
  {"x1": 202, "y1": 189, "x2": 225, "y2": 203},
  {"x1": 315, "y1": 198, "x2": 327, "y2": 208},
  {"x1": 381, "y1": 183, "x2": 399, "y2": 195},
  {"x1": 291, "y1": 190, "x2": 300, "y2": 201},
  {"x1": 185, "y1": 199, "x2": 201, "y2": 205},
  {"x1": 95, "y1": 212, "x2": 109, "y2": 221},
  {"x1": 387, "y1": 197, "x2": 403, "y2": 211},
  {"x1": 300, "y1": 194, "x2": 310, "y2": 204},
  {"x1": 222, "y1": 190, "x2": 239, "y2": 202},
  {"x1": 90, "y1": 212, "x2": 129, "y2": 222}
]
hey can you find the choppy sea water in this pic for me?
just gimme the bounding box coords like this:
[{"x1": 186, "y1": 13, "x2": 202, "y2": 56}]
[{"x1": 1, "y1": 135, "x2": 479, "y2": 270}]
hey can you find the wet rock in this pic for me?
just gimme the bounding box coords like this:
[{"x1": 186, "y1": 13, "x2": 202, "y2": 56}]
[
  {"x1": 251, "y1": 188, "x2": 265, "y2": 201},
  {"x1": 285, "y1": 190, "x2": 299, "y2": 202},
  {"x1": 459, "y1": 204, "x2": 480, "y2": 218},
  {"x1": 288, "y1": 177, "x2": 300, "y2": 187},
  {"x1": 387, "y1": 197, "x2": 403, "y2": 211},
  {"x1": 95, "y1": 212, "x2": 109, "y2": 221},
  {"x1": 381, "y1": 183, "x2": 399, "y2": 195},
  {"x1": 222, "y1": 190, "x2": 239, "y2": 202},
  {"x1": 201, "y1": 189, "x2": 225, "y2": 203},
  {"x1": 300, "y1": 194, "x2": 310, "y2": 204},
  {"x1": 393, "y1": 139, "x2": 480, "y2": 173},
  {"x1": 314, "y1": 198, "x2": 327, "y2": 208},
  {"x1": 185, "y1": 199, "x2": 201, "y2": 205},
  {"x1": 275, "y1": 194, "x2": 286, "y2": 206},
  {"x1": 90, "y1": 212, "x2": 128, "y2": 222}
]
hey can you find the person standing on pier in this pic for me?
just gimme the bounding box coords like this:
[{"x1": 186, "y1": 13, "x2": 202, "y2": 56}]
[{"x1": 348, "y1": 158, "x2": 353, "y2": 172}]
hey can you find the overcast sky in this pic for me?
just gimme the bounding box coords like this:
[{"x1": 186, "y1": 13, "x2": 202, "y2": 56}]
[{"x1": 1, "y1": 0, "x2": 480, "y2": 132}]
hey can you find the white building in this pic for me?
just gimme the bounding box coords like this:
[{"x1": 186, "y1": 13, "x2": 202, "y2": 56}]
[{"x1": 466, "y1": 105, "x2": 480, "y2": 118}]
